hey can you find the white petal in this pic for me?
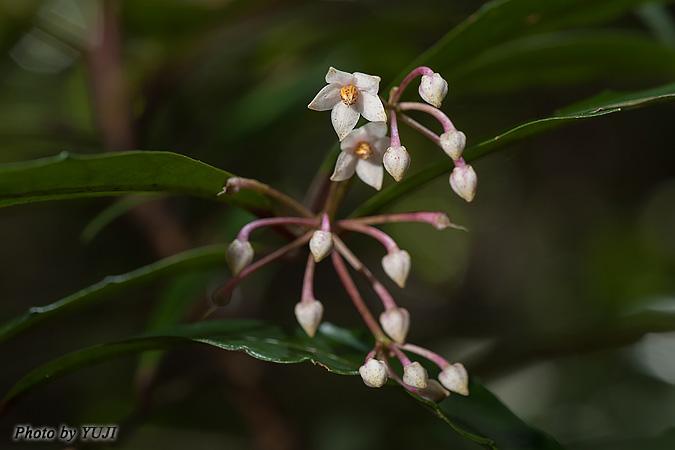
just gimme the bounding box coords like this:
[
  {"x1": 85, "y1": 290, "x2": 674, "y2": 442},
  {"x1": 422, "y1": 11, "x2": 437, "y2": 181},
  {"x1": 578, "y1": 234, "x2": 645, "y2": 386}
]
[
  {"x1": 331, "y1": 102, "x2": 360, "y2": 141},
  {"x1": 330, "y1": 152, "x2": 357, "y2": 181},
  {"x1": 357, "y1": 91, "x2": 387, "y2": 123},
  {"x1": 341, "y1": 125, "x2": 369, "y2": 151},
  {"x1": 353, "y1": 72, "x2": 381, "y2": 93},
  {"x1": 325, "y1": 66, "x2": 354, "y2": 85},
  {"x1": 372, "y1": 136, "x2": 390, "y2": 158},
  {"x1": 308, "y1": 84, "x2": 340, "y2": 111},
  {"x1": 362, "y1": 121, "x2": 388, "y2": 139},
  {"x1": 355, "y1": 158, "x2": 383, "y2": 191}
]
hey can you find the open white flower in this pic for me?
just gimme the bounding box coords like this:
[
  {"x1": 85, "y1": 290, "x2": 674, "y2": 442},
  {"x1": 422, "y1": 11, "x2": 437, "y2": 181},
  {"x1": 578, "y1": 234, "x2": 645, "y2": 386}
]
[
  {"x1": 308, "y1": 67, "x2": 387, "y2": 141},
  {"x1": 330, "y1": 122, "x2": 389, "y2": 190}
]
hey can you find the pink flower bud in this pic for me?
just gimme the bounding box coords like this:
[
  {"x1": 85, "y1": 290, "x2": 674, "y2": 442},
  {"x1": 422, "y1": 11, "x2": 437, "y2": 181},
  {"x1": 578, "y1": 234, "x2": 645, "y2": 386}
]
[
  {"x1": 402, "y1": 361, "x2": 428, "y2": 389},
  {"x1": 309, "y1": 230, "x2": 334, "y2": 263},
  {"x1": 226, "y1": 239, "x2": 254, "y2": 276},
  {"x1": 449, "y1": 164, "x2": 477, "y2": 203},
  {"x1": 359, "y1": 358, "x2": 389, "y2": 388},
  {"x1": 415, "y1": 379, "x2": 450, "y2": 403},
  {"x1": 381, "y1": 249, "x2": 411, "y2": 288},
  {"x1": 294, "y1": 299, "x2": 324, "y2": 337},
  {"x1": 418, "y1": 73, "x2": 448, "y2": 108},
  {"x1": 383, "y1": 146, "x2": 411, "y2": 182},
  {"x1": 439, "y1": 363, "x2": 469, "y2": 396},
  {"x1": 440, "y1": 130, "x2": 466, "y2": 161},
  {"x1": 379, "y1": 307, "x2": 410, "y2": 344}
]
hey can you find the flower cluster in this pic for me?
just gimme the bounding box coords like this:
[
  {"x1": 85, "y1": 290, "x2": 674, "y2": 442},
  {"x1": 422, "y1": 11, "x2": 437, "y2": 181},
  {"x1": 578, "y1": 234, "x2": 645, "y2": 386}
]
[
  {"x1": 216, "y1": 65, "x2": 475, "y2": 401},
  {"x1": 308, "y1": 66, "x2": 477, "y2": 202}
]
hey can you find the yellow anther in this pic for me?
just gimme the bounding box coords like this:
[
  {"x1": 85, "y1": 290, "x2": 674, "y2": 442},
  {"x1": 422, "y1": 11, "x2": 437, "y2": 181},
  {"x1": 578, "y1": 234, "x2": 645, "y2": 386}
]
[
  {"x1": 340, "y1": 85, "x2": 359, "y2": 106},
  {"x1": 354, "y1": 141, "x2": 373, "y2": 160}
]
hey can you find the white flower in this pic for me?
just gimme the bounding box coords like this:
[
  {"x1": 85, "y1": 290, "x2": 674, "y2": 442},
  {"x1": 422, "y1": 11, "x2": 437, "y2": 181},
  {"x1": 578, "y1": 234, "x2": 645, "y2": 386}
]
[
  {"x1": 449, "y1": 164, "x2": 477, "y2": 203},
  {"x1": 418, "y1": 73, "x2": 448, "y2": 108},
  {"x1": 402, "y1": 361, "x2": 428, "y2": 389},
  {"x1": 226, "y1": 239, "x2": 254, "y2": 276},
  {"x1": 309, "y1": 230, "x2": 334, "y2": 263},
  {"x1": 330, "y1": 122, "x2": 389, "y2": 190},
  {"x1": 359, "y1": 358, "x2": 389, "y2": 388},
  {"x1": 415, "y1": 379, "x2": 450, "y2": 403},
  {"x1": 383, "y1": 146, "x2": 411, "y2": 182},
  {"x1": 440, "y1": 130, "x2": 466, "y2": 161},
  {"x1": 308, "y1": 67, "x2": 387, "y2": 141},
  {"x1": 379, "y1": 307, "x2": 410, "y2": 344},
  {"x1": 294, "y1": 299, "x2": 324, "y2": 338},
  {"x1": 438, "y1": 363, "x2": 469, "y2": 396},
  {"x1": 381, "y1": 249, "x2": 411, "y2": 288}
]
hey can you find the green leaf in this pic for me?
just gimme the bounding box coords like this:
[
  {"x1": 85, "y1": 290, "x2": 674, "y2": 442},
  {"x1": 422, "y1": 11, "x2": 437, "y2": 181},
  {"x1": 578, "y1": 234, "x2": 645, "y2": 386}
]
[
  {"x1": 0, "y1": 319, "x2": 561, "y2": 449},
  {"x1": 0, "y1": 245, "x2": 229, "y2": 345},
  {"x1": 80, "y1": 194, "x2": 164, "y2": 243},
  {"x1": 420, "y1": 380, "x2": 564, "y2": 450},
  {"x1": 351, "y1": 81, "x2": 675, "y2": 218},
  {"x1": 397, "y1": 0, "x2": 673, "y2": 83},
  {"x1": 446, "y1": 31, "x2": 675, "y2": 94},
  {"x1": 0, "y1": 151, "x2": 269, "y2": 212},
  {"x1": 0, "y1": 320, "x2": 366, "y2": 412}
]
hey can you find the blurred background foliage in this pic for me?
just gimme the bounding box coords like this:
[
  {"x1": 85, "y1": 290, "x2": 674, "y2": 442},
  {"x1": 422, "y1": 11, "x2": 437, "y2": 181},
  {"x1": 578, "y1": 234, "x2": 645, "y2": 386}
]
[{"x1": 1, "y1": 0, "x2": 675, "y2": 449}]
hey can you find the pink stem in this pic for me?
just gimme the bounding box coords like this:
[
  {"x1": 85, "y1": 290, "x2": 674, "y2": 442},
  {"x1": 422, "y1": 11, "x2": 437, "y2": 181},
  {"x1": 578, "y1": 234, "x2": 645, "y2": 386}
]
[
  {"x1": 401, "y1": 343, "x2": 451, "y2": 369},
  {"x1": 333, "y1": 237, "x2": 397, "y2": 311},
  {"x1": 399, "y1": 101, "x2": 457, "y2": 132},
  {"x1": 320, "y1": 211, "x2": 331, "y2": 232},
  {"x1": 330, "y1": 250, "x2": 388, "y2": 342},
  {"x1": 398, "y1": 113, "x2": 440, "y2": 145},
  {"x1": 335, "y1": 221, "x2": 399, "y2": 253},
  {"x1": 365, "y1": 348, "x2": 378, "y2": 362},
  {"x1": 390, "y1": 66, "x2": 435, "y2": 105},
  {"x1": 238, "y1": 217, "x2": 319, "y2": 241},
  {"x1": 389, "y1": 109, "x2": 402, "y2": 147},
  {"x1": 339, "y1": 211, "x2": 457, "y2": 231},
  {"x1": 390, "y1": 344, "x2": 413, "y2": 366},
  {"x1": 397, "y1": 113, "x2": 467, "y2": 168},
  {"x1": 212, "y1": 231, "x2": 313, "y2": 305},
  {"x1": 301, "y1": 253, "x2": 316, "y2": 302},
  {"x1": 220, "y1": 177, "x2": 315, "y2": 219}
]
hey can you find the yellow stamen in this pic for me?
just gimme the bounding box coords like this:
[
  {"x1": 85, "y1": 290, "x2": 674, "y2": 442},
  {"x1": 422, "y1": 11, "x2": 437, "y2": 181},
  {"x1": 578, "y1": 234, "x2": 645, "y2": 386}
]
[
  {"x1": 354, "y1": 141, "x2": 373, "y2": 160},
  {"x1": 340, "y1": 85, "x2": 359, "y2": 106}
]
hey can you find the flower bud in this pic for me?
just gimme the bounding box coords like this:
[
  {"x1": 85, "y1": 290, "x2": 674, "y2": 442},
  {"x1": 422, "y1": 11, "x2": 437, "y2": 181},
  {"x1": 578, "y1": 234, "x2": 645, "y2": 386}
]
[
  {"x1": 415, "y1": 379, "x2": 450, "y2": 403},
  {"x1": 381, "y1": 249, "x2": 411, "y2": 288},
  {"x1": 418, "y1": 73, "x2": 448, "y2": 108},
  {"x1": 359, "y1": 358, "x2": 389, "y2": 388},
  {"x1": 223, "y1": 177, "x2": 241, "y2": 194},
  {"x1": 439, "y1": 363, "x2": 469, "y2": 396},
  {"x1": 294, "y1": 299, "x2": 324, "y2": 338},
  {"x1": 402, "y1": 361, "x2": 428, "y2": 389},
  {"x1": 383, "y1": 146, "x2": 411, "y2": 182},
  {"x1": 226, "y1": 239, "x2": 254, "y2": 276},
  {"x1": 449, "y1": 164, "x2": 477, "y2": 203},
  {"x1": 379, "y1": 307, "x2": 410, "y2": 344},
  {"x1": 309, "y1": 230, "x2": 334, "y2": 263},
  {"x1": 440, "y1": 130, "x2": 466, "y2": 161},
  {"x1": 432, "y1": 212, "x2": 452, "y2": 230}
]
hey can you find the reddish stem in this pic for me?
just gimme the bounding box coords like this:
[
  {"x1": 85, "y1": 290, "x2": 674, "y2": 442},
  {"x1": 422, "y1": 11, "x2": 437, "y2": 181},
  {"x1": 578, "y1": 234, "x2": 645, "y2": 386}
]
[{"x1": 330, "y1": 250, "x2": 388, "y2": 342}]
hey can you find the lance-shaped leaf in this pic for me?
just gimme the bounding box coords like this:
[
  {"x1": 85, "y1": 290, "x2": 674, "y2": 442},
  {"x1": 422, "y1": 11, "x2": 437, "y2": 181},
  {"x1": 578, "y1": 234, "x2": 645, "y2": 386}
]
[
  {"x1": 351, "y1": 81, "x2": 675, "y2": 218},
  {"x1": 0, "y1": 245, "x2": 229, "y2": 345},
  {"x1": 0, "y1": 151, "x2": 269, "y2": 213},
  {"x1": 0, "y1": 320, "x2": 561, "y2": 450}
]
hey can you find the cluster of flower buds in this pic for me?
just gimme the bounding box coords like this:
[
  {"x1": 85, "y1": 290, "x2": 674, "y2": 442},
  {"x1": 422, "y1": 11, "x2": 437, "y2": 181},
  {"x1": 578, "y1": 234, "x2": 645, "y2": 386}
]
[
  {"x1": 214, "y1": 65, "x2": 474, "y2": 401},
  {"x1": 308, "y1": 66, "x2": 477, "y2": 202}
]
